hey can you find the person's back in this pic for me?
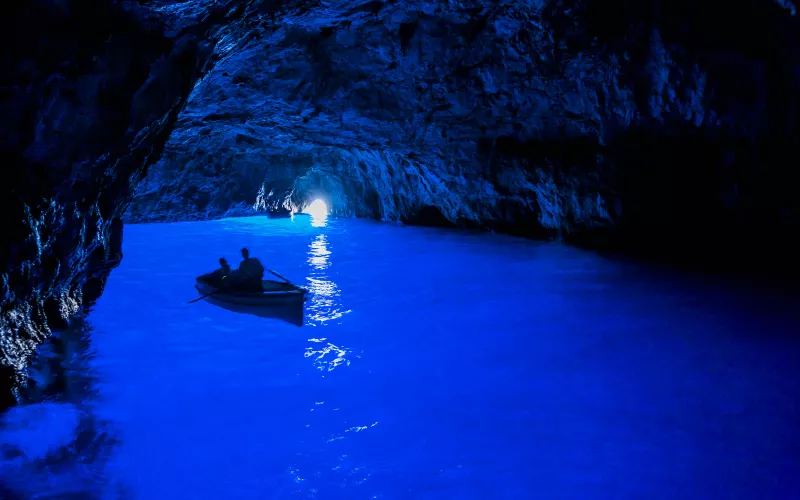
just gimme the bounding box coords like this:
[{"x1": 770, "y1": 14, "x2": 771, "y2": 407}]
[
  {"x1": 237, "y1": 248, "x2": 264, "y2": 292},
  {"x1": 239, "y1": 258, "x2": 264, "y2": 279},
  {"x1": 201, "y1": 257, "x2": 232, "y2": 288}
]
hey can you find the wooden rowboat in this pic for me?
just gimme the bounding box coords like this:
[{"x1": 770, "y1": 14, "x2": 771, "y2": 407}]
[{"x1": 194, "y1": 278, "x2": 307, "y2": 326}]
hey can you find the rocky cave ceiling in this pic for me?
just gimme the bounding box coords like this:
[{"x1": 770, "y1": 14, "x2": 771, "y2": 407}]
[
  {"x1": 128, "y1": 0, "x2": 800, "y2": 239},
  {"x1": 1, "y1": 0, "x2": 799, "y2": 405}
]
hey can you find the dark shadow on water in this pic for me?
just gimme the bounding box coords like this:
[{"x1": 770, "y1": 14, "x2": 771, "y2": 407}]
[
  {"x1": 0, "y1": 318, "x2": 131, "y2": 499},
  {"x1": 201, "y1": 296, "x2": 306, "y2": 326}
]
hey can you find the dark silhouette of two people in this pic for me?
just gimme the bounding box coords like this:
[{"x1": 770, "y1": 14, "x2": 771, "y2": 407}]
[{"x1": 205, "y1": 248, "x2": 265, "y2": 292}]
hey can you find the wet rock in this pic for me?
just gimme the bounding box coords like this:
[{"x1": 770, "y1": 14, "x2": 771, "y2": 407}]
[
  {"x1": 126, "y1": 0, "x2": 800, "y2": 264},
  {"x1": 0, "y1": 0, "x2": 253, "y2": 406},
  {"x1": 4, "y1": 0, "x2": 800, "y2": 405},
  {"x1": 404, "y1": 206, "x2": 454, "y2": 229}
]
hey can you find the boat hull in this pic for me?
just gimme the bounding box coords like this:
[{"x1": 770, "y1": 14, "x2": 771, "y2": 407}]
[{"x1": 194, "y1": 279, "x2": 307, "y2": 326}]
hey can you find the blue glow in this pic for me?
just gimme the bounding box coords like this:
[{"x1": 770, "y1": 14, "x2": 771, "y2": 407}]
[
  {"x1": 3, "y1": 217, "x2": 800, "y2": 498},
  {"x1": 303, "y1": 199, "x2": 328, "y2": 227}
]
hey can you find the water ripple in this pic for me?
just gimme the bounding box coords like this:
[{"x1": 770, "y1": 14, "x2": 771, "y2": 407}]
[
  {"x1": 304, "y1": 341, "x2": 350, "y2": 371},
  {"x1": 304, "y1": 234, "x2": 351, "y2": 325}
]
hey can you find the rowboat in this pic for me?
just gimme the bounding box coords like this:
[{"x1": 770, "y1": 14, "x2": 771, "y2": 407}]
[{"x1": 194, "y1": 278, "x2": 307, "y2": 326}]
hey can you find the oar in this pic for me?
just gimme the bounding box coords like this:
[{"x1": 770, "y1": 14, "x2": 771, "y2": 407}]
[
  {"x1": 188, "y1": 275, "x2": 231, "y2": 304},
  {"x1": 188, "y1": 291, "x2": 217, "y2": 304},
  {"x1": 268, "y1": 269, "x2": 292, "y2": 283},
  {"x1": 269, "y1": 269, "x2": 307, "y2": 292}
]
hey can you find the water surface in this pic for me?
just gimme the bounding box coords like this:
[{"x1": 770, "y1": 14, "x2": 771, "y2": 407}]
[{"x1": 2, "y1": 215, "x2": 799, "y2": 499}]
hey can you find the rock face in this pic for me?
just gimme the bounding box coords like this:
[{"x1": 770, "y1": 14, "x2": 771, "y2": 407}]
[
  {"x1": 2, "y1": 0, "x2": 800, "y2": 405},
  {"x1": 128, "y1": 0, "x2": 800, "y2": 257},
  {"x1": 0, "y1": 0, "x2": 259, "y2": 406}
]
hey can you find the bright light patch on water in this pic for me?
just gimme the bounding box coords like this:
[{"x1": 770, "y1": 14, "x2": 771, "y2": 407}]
[{"x1": 3, "y1": 216, "x2": 800, "y2": 499}]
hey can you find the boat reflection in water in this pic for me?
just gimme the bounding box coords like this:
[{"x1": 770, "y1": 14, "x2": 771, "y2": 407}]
[{"x1": 196, "y1": 279, "x2": 306, "y2": 327}]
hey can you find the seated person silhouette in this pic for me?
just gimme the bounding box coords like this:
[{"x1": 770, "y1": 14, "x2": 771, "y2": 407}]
[
  {"x1": 200, "y1": 257, "x2": 232, "y2": 289},
  {"x1": 236, "y1": 247, "x2": 265, "y2": 292}
]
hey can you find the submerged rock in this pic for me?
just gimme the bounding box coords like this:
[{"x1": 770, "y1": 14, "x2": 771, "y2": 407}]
[
  {"x1": 0, "y1": 320, "x2": 122, "y2": 497},
  {"x1": 0, "y1": 402, "x2": 81, "y2": 461}
]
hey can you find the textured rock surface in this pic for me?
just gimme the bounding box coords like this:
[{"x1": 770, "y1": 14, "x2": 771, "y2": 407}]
[
  {"x1": 0, "y1": 0, "x2": 260, "y2": 406},
  {"x1": 129, "y1": 0, "x2": 800, "y2": 253},
  {"x1": 3, "y1": 0, "x2": 800, "y2": 406}
]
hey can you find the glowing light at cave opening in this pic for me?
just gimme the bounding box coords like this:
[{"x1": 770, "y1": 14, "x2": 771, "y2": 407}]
[{"x1": 303, "y1": 199, "x2": 328, "y2": 219}]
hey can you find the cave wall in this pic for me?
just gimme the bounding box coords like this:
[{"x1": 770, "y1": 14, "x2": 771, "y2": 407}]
[
  {"x1": 2, "y1": 0, "x2": 799, "y2": 406},
  {"x1": 129, "y1": 0, "x2": 634, "y2": 226},
  {"x1": 0, "y1": 0, "x2": 259, "y2": 407},
  {"x1": 127, "y1": 0, "x2": 800, "y2": 255}
]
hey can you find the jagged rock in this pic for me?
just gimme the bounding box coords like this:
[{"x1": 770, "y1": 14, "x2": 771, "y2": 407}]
[
  {"x1": 128, "y1": 0, "x2": 800, "y2": 253},
  {"x1": 0, "y1": 0, "x2": 256, "y2": 406},
  {"x1": 3, "y1": 0, "x2": 800, "y2": 406}
]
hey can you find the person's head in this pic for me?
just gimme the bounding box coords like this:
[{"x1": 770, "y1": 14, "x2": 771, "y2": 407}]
[
  {"x1": 219, "y1": 257, "x2": 229, "y2": 269},
  {"x1": 241, "y1": 248, "x2": 249, "y2": 259}
]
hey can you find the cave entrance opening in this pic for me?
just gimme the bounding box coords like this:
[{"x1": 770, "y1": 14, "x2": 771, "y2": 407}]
[{"x1": 302, "y1": 199, "x2": 328, "y2": 219}]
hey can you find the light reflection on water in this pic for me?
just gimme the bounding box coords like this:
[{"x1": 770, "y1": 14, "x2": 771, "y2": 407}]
[
  {"x1": 0, "y1": 320, "x2": 126, "y2": 498},
  {"x1": 307, "y1": 234, "x2": 331, "y2": 269},
  {"x1": 5, "y1": 216, "x2": 800, "y2": 499},
  {"x1": 304, "y1": 337, "x2": 350, "y2": 371},
  {"x1": 310, "y1": 212, "x2": 327, "y2": 229},
  {"x1": 305, "y1": 233, "x2": 350, "y2": 325},
  {"x1": 304, "y1": 231, "x2": 352, "y2": 372},
  {"x1": 295, "y1": 222, "x2": 370, "y2": 494}
]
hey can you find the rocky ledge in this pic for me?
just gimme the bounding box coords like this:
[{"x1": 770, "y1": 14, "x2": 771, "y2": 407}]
[
  {"x1": 127, "y1": 0, "x2": 800, "y2": 266},
  {"x1": 2, "y1": 0, "x2": 800, "y2": 407},
  {"x1": 0, "y1": 0, "x2": 261, "y2": 407}
]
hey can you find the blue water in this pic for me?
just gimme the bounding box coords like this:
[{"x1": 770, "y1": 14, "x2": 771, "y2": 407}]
[{"x1": 2, "y1": 215, "x2": 800, "y2": 499}]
